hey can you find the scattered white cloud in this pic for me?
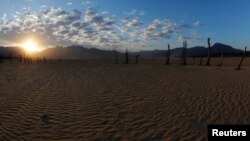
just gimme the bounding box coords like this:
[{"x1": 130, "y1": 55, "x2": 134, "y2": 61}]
[
  {"x1": 66, "y1": 2, "x2": 72, "y2": 5},
  {"x1": 193, "y1": 21, "x2": 204, "y2": 26},
  {"x1": 143, "y1": 19, "x2": 180, "y2": 40},
  {"x1": 178, "y1": 24, "x2": 192, "y2": 29},
  {"x1": 124, "y1": 9, "x2": 145, "y2": 16},
  {"x1": 82, "y1": 0, "x2": 91, "y2": 5},
  {"x1": 178, "y1": 35, "x2": 192, "y2": 42},
  {"x1": 127, "y1": 19, "x2": 143, "y2": 27},
  {"x1": 191, "y1": 30, "x2": 203, "y2": 40},
  {"x1": 0, "y1": 6, "x2": 203, "y2": 50},
  {"x1": 101, "y1": 11, "x2": 109, "y2": 15}
]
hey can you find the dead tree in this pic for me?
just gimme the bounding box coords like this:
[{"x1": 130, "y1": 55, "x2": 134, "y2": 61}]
[
  {"x1": 217, "y1": 46, "x2": 224, "y2": 66},
  {"x1": 28, "y1": 57, "x2": 31, "y2": 64},
  {"x1": 181, "y1": 40, "x2": 187, "y2": 65},
  {"x1": 9, "y1": 53, "x2": 13, "y2": 63},
  {"x1": 125, "y1": 48, "x2": 129, "y2": 64},
  {"x1": 236, "y1": 46, "x2": 247, "y2": 70},
  {"x1": 135, "y1": 53, "x2": 139, "y2": 64},
  {"x1": 206, "y1": 37, "x2": 211, "y2": 66},
  {"x1": 19, "y1": 55, "x2": 23, "y2": 63},
  {"x1": 43, "y1": 57, "x2": 46, "y2": 63},
  {"x1": 181, "y1": 41, "x2": 185, "y2": 65},
  {"x1": 199, "y1": 56, "x2": 204, "y2": 66},
  {"x1": 192, "y1": 56, "x2": 196, "y2": 65},
  {"x1": 165, "y1": 44, "x2": 170, "y2": 65},
  {"x1": 0, "y1": 56, "x2": 3, "y2": 63},
  {"x1": 115, "y1": 54, "x2": 118, "y2": 64},
  {"x1": 184, "y1": 40, "x2": 187, "y2": 65},
  {"x1": 36, "y1": 57, "x2": 39, "y2": 63}
]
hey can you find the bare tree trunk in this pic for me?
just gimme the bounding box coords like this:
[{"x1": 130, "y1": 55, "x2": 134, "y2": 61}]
[
  {"x1": 19, "y1": 55, "x2": 23, "y2": 63},
  {"x1": 0, "y1": 55, "x2": 2, "y2": 63},
  {"x1": 206, "y1": 37, "x2": 211, "y2": 66},
  {"x1": 199, "y1": 56, "x2": 204, "y2": 66},
  {"x1": 9, "y1": 53, "x2": 13, "y2": 63},
  {"x1": 165, "y1": 44, "x2": 170, "y2": 65},
  {"x1": 192, "y1": 56, "x2": 196, "y2": 65},
  {"x1": 236, "y1": 46, "x2": 247, "y2": 70},
  {"x1": 185, "y1": 40, "x2": 188, "y2": 65},
  {"x1": 182, "y1": 40, "x2": 187, "y2": 65},
  {"x1": 181, "y1": 47, "x2": 184, "y2": 65},
  {"x1": 135, "y1": 53, "x2": 139, "y2": 64},
  {"x1": 115, "y1": 54, "x2": 118, "y2": 64},
  {"x1": 217, "y1": 46, "x2": 224, "y2": 66},
  {"x1": 125, "y1": 48, "x2": 129, "y2": 64},
  {"x1": 43, "y1": 57, "x2": 46, "y2": 63}
]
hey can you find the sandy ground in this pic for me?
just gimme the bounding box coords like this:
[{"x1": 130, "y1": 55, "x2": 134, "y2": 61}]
[{"x1": 0, "y1": 58, "x2": 250, "y2": 141}]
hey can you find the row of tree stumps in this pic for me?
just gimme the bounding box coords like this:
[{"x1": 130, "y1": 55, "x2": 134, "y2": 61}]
[
  {"x1": 1, "y1": 55, "x2": 48, "y2": 64},
  {"x1": 114, "y1": 37, "x2": 247, "y2": 70},
  {"x1": 164, "y1": 37, "x2": 247, "y2": 70},
  {"x1": 115, "y1": 48, "x2": 140, "y2": 64},
  {"x1": 236, "y1": 46, "x2": 247, "y2": 70}
]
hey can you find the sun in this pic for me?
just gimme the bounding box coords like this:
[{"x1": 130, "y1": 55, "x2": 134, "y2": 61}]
[{"x1": 22, "y1": 39, "x2": 41, "y2": 53}]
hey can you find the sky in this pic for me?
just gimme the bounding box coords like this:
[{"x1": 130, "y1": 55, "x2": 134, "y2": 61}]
[{"x1": 0, "y1": 0, "x2": 250, "y2": 51}]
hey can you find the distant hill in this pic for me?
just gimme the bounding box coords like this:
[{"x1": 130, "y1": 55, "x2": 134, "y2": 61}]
[
  {"x1": 0, "y1": 43, "x2": 245, "y2": 59},
  {"x1": 211, "y1": 43, "x2": 243, "y2": 56},
  {"x1": 140, "y1": 43, "x2": 243, "y2": 58},
  {"x1": 39, "y1": 46, "x2": 121, "y2": 59},
  {"x1": 0, "y1": 47, "x2": 25, "y2": 57}
]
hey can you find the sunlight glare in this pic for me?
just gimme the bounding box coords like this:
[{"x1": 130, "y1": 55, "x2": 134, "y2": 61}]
[{"x1": 22, "y1": 39, "x2": 41, "y2": 53}]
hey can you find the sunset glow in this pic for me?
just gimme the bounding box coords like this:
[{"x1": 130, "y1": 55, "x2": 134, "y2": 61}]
[{"x1": 22, "y1": 39, "x2": 41, "y2": 53}]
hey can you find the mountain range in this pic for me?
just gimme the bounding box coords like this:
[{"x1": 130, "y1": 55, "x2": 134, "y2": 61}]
[
  {"x1": 0, "y1": 43, "x2": 245, "y2": 59},
  {"x1": 139, "y1": 43, "x2": 243, "y2": 58}
]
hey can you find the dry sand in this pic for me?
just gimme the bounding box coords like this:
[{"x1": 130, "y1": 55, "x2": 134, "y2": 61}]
[{"x1": 0, "y1": 58, "x2": 250, "y2": 141}]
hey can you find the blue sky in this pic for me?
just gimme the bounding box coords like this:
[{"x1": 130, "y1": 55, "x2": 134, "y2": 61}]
[{"x1": 0, "y1": 0, "x2": 249, "y2": 50}]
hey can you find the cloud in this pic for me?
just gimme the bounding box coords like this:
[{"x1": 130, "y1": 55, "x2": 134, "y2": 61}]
[
  {"x1": 101, "y1": 11, "x2": 109, "y2": 15},
  {"x1": 178, "y1": 31, "x2": 203, "y2": 43},
  {"x1": 66, "y1": 2, "x2": 72, "y2": 5},
  {"x1": 193, "y1": 21, "x2": 204, "y2": 26},
  {"x1": 190, "y1": 31, "x2": 203, "y2": 40},
  {"x1": 90, "y1": 16, "x2": 104, "y2": 24},
  {"x1": 178, "y1": 24, "x2": 192, "y2": 29},
  {"x1": 84, "y1": 7, "x2": 115, "y2": 33},
  {"x1": 178, "y1": 35, "x2": 192, "y2": 41},
  {"x1": 142, "y1": 19, "x2": 178, "y2": 40},
  {"x1": 84, "y1": 7, "x2": 96, "y2": 21},
  {"x1": 120, "y1": 17, "x2": 130, "y2": 23},
  {"x1": 127, "y1": 19, "x2": 143, "y2": 27},
  {"x1": 0, "y1": 6, "x2": 203, "y2": 50},
  {"x1": 82, "y1": 0, "x2": 91, "y2": 5},
  {"x1": 124, "y1": 9, "x2": 145, "y2": 16}
]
